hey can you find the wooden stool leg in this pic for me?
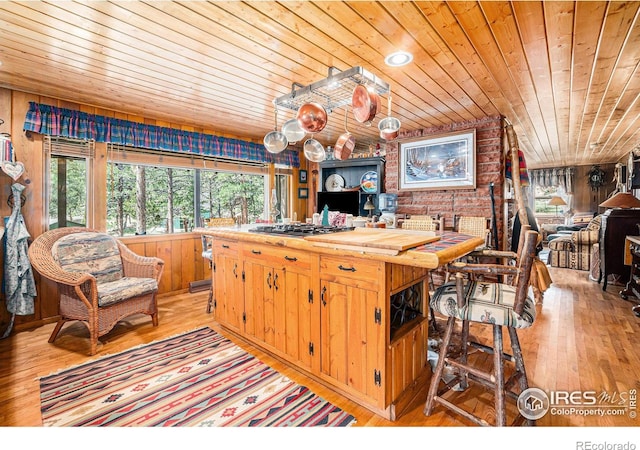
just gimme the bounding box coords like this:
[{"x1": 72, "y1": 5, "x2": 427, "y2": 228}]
[
  {"x1": 493, "y1": 324, "x2": 506, "y2": 426},
  {"x1": 424, "y1": 316, "x2": 456, "y2": 416},
  {"x1": 206, "y1": 287, "x2": 213, "y2": 314},
  {"x1": 459, "y1": 319, "x2": 470, "y2": 390}
]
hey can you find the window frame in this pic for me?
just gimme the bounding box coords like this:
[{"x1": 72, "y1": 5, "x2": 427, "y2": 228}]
[{"x1": 43, "y1": 136, "x2": 95, "y2": 230}]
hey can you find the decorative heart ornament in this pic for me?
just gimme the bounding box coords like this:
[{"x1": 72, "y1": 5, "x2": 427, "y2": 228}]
[{"x1": 1, "y1": 161, "x2": 25, "y2": 181}]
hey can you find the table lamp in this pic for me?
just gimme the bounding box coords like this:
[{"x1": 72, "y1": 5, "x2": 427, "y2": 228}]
[
  {"x1": 364, "y1": 195, "x2": 376, "y2": 219},
  {"x1": 599, "y1": 192, "x2": 640, "y2": 209},
  {"x1": 548, "y1": 196, "x2": 567, "y2": 216}
]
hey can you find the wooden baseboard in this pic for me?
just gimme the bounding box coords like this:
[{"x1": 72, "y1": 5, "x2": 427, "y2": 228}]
[{"x1": 189, "y1": 279, "x2": 211, "y2": 293}]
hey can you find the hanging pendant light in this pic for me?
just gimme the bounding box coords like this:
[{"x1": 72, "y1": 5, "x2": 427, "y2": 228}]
[{"x1": 263, "y1": 107, "x2": 288, "y2": 154}]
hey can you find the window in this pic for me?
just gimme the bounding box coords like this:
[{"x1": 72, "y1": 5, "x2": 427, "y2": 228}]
[
  {"x1": 107, "y1": 144, "x2": 270, "y2": 236},
  {"x1": 534, "y1": 185, "x2": 566, "y2": 215},
  {"x1": 107, "y1": 163, "x2": 195, "y2": 235},
  {"x1": 274, "y1": 172, "x2": 291, "y2": 221},
  {"x1": 199, "y1": 171, "x2": 266, "y2": 225},
  {"x1": 45, "y1": 137, "x2": 94, "y2": 229}
]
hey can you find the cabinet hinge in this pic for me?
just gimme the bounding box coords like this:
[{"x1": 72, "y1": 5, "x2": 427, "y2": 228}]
[
  {"x1": 374, "y1": 307, "x2": 382, "y2": 324},
  {"x1": 308, "y1": 289, "x2": 313, "y2": 304},
  {"x1": 242, "y1": 312, "x2": 246, "y2": 323},
  {"x1": 242, "y1": 270, "x2": 245, "y2": 282},
  {"x1": 212, "y1": 262, "x2": 216, "y2": 272},
  {"x1": 308, "y1": 342, "x2": 314, "y2": 356},
  {"x1": 213, "y1": 298, "x2": 217, "y2": 309},
  {"x1": 374, "y1": 369, "x2": 381, "y2": 387}
]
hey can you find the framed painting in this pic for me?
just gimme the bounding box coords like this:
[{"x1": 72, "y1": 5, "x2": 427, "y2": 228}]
[
  {"x1": 399, "y1": 129, "x2": 476, "y2": 191},
  {"x1": 299, "y1": 169, "x2": 308, "y2": 184},
  {"x1": 298, "y1": 187, "x2": 309, "y2": 199}
]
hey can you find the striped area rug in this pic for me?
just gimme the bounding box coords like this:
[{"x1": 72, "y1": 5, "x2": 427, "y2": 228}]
[{"x1": 39, "y1": 327, "x2": 356, "y2": 427}]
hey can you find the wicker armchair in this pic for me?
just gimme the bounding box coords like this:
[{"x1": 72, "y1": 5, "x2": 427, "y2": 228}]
[{"x1": 28, "y1": 227, "x2": 164, "y2": 355}]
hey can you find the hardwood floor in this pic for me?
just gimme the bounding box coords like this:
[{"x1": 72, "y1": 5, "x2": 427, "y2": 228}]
[{"x1": 1, "y1": 266, "x2": 639, "y2": 429}]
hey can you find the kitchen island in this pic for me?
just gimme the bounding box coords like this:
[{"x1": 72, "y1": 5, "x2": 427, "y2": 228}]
[{"x1": 196, "y1": 224, "x2": 483, "y2": 421}]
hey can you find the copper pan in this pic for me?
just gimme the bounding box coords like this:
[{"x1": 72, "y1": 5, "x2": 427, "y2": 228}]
[
  {"x1": 296, "y1": 102, "x2": 327, "y2": 133},
  {"x1": 352, "y1": 84, "x2": 380, "y2": 124},
  {"x1": 334, "y1": 107, "x2": 355, "y2": 160}
]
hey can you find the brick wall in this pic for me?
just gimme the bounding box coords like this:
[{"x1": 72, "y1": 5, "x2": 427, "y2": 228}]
[{"x1": 383, "y1": 115, "x2": 505, "y2": 244}]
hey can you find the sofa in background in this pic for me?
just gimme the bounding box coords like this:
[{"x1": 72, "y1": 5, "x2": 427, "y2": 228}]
[{"x1": 548, "y1": 215, "x2": 601, "y2": 271}]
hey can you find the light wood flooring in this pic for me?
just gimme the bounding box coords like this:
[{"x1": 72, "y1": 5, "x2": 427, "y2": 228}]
[{"x1": 1, "y1": 265, "x2": 639, "y2": 428}]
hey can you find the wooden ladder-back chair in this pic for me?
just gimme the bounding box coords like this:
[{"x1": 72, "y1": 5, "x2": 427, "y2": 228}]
[
  {"x1": 424, "y1": 228, "x2": 540, "y2": 426},
  {"x1": 456, "y1": 215, "x2": 491, "y2": 244},
  {"x1": 28, "y1": 227, "x2": 164, "y2": 355}
]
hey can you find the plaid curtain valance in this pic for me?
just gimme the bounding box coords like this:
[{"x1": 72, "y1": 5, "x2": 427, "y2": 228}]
[{"x1": 23, "y1": 102, "x2": 299, "y2": 168}]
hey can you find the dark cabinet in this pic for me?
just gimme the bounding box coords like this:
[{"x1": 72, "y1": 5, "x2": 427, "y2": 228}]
[
  {"x1": 318, "y1": 157, "x2": 385, "y2": 216},
  {"x1": 598, "y1": 208, "x2": 640, "y2": 291}
]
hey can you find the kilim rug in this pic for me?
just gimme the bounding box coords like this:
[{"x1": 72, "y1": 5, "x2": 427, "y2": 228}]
[{"x1": 39, "y1": 327, "x2": 356, "y2": 427}]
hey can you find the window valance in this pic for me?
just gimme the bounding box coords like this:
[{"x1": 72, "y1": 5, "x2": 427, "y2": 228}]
[
  {"x1": 23, "y1": 102, "x2": 299, "y2": 168},
  {"x1": 530, "y1": 167, "x2": 575, "y2": 193}
]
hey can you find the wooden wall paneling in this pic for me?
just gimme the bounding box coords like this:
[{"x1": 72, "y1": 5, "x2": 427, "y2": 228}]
[
  {"x1": 170, "y1": 239, "x2": 183, "y2": 292},
  {"x1": 180, "y1": 237, "x2": 197, "y2": 289},
  {"x1": 92, "y1": 142, "x2": 108, "y2": 231},
  {"x1": 0, "y1": 88, "x2": 11, "y2": 331}
]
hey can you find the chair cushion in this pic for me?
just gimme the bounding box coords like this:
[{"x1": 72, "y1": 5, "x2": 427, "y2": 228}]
[
  {"x1": 430, "y1": 280, "x2": 536, "y2": 329},
  {"x1": 52, "y1": 232, "x2": 123, "y2": 284},
  {"x1": 548, "y1": 235, "x2": 572, "y2": 251},
  {"x1": 97, "y1": 277, "x2": 158, "y2": 307}
]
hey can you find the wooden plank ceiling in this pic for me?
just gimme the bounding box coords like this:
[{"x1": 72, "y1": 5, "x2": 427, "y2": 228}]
[{"x1": 1, "y1": 1, "x2": 639, "y2": 169}]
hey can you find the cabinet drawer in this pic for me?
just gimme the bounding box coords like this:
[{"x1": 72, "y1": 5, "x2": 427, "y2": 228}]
[
  {"x1": 242, "y1": 243, "x2": 312, "y2": 270},
  {"x1": 212, "y1": 238, "x2": 239, "y2": 255},
  {"x1": 320, "y1": 255, "x2": 383, "y2": 288}
]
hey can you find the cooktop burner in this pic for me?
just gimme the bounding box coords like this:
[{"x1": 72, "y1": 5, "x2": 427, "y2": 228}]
[{"x1": 249, "y1": 224, "x2": 354, "y2": 236}]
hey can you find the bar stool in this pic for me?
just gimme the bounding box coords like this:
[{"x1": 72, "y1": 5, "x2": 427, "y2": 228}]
[{"x1": 424, "y1": 229, "x2": 539, "y2": 426}]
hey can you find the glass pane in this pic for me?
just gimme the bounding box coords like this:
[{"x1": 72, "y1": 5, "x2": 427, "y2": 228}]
[
  {"x1": 49, "y1": 155, "x2": 87, "y2": 228},
  {"x1": 275, "y1": 174, "x2": 290, "y2": 221},
  {"x1": 200, "y1": 171, "x2": 265, "y2": 225},
  {"x1": 106, "y1": 163, "x2": 195, "y2": 236}
]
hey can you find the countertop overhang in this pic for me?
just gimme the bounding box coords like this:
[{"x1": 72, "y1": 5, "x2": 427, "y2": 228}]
[{"x1": 195, "y1": 226, "x2": 484, "y2": 270}]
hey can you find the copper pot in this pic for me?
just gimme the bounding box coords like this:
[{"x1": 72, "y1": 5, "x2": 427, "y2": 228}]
[
  {"x1": 378, "y1": 95, "x2": 401, "y2": 141},
  {"x1": 378, "y1": 117, "x2": 401, "y2": 141},
  {"x1": 352, "y1": 84, "x2": 380, "y2": 124},
  {"x1": 296, "y1": 102, "x2": 327, "y2": 133},
  {"x1": 334, "y1": 107, "x2": 355, "y2": 160}
]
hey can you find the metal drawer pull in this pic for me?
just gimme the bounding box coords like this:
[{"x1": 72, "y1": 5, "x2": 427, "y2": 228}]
[
  {"x1": 222, "y1": 244, "x2": 230, "y2": 249},
  {"x1": 338, "y1": 264, "x2": 356, "y2": 272},
  {"x1": 273, "y1": 273, "x2": 279, "y2": 290},
  {"x1": 284, "y1": 255, "x2": 298, "y2": 261},
  {"x1": 252, "y1": 249, "x2": 261, "y2": 254},
  {"x1": 267, "y1": 272, "x2": 272, "y2": 288}
]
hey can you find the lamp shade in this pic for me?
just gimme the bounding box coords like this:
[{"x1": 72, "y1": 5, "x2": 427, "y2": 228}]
[
  {"x1": 599, "y1": 192, "x2": 640, "y2": 209},
  {"x1": 548, "y1": 196, "x2": 567, "y2": 207}
]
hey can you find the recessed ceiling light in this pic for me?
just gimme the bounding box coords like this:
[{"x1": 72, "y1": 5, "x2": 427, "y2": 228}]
[{"x1": 385, "y1": 51, "x2": 413, "y2": 67}]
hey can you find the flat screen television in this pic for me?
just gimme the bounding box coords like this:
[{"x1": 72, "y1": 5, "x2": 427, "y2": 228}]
[{"x1": 317, "y1": 191, "x2": 361, "y2": 216}]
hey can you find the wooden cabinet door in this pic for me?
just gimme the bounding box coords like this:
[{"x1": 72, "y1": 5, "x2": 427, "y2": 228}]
[
  {"x1": 277, "y1": 268, "x2": 317, "y2": 372},
  {"x1": 213, "y1": 252, "x2": 242, "y2": 333},
  {"x1": 243, "y1": 260, "x2": 274, "y2": 346},
  {"x1": 319, "y1": 279, "x2": 385, "y2": 408}
]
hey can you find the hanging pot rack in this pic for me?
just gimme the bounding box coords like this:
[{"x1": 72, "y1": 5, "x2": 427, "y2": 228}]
[{"x1": 273, "y1": 66, "x2": 390, "y2": 115}]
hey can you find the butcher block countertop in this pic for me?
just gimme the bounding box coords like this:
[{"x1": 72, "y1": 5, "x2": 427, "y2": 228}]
[{"x1": 195, "y1": 225, "x2": 484, "y2": 270}]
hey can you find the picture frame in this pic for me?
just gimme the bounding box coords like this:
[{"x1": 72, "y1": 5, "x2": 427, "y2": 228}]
[
  {"x1": 299, "y1": 169, "x2": 308, "y2": 184},
  {"x1": 399, "y1": 129, "x2": 476, "y2": 191},
  {"x1": 298, "y1": 187, "x2": 309, "y2": 199}
]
